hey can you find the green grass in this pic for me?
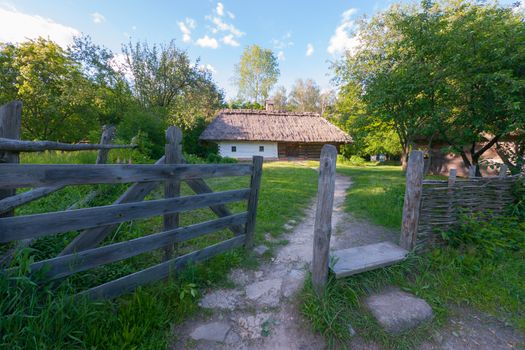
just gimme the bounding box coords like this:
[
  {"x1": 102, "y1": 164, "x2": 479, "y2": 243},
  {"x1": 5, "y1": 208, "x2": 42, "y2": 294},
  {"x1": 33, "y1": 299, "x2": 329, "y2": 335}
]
[
  {"x1": 1, "y1": 153, "x2": 318, "y2": 349},
  {"x1": 300, "y1": 163, "x2": 525, "y2": 349}
]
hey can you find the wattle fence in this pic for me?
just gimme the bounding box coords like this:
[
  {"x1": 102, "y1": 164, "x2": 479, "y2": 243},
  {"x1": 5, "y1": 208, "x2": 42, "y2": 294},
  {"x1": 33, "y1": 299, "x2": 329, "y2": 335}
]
[
  {"x1": 0, "y1": 101, "x2": 262, "y2": 300},
  {"x1": 400, "y1": 150, "x2": 521, "y2": 252}
]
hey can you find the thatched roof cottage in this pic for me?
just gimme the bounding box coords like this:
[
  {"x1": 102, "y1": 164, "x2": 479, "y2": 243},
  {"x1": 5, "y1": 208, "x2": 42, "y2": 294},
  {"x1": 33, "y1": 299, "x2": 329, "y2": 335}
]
[{"x1": 200, "y1": 102, "x2": 352, "y2": 160}]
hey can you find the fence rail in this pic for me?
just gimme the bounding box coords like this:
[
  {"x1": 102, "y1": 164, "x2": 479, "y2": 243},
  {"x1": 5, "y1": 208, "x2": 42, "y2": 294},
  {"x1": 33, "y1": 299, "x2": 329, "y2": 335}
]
[{"x1": 0, "y1": 101, "x2": 263, "y2": 300}]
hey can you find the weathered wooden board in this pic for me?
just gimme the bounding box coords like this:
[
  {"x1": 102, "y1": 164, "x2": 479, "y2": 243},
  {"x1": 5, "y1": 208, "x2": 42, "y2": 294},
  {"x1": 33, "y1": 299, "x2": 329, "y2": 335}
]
[
  {"x1": 0, "y1": 137, "x2": 135, "y2": 152},
  {"x1": 400, "y1": 151, "x2": 424, "y2": 251},
  {"x1": 0, "y1": 101, "x2": 21, "y2": 218},
  {"x1": 22, "y1": 213, "x2": 248, "y2": 280},
  {"x1": 79, "y1": 235, "x2": 246, "y2": 300},
  {"x1": 0, "y1": 189, "x2": 250, "y2": 242},
  {"x1": 330, "y1": 242, "x2": 408, "y2": 278},
  {"x1": 312, "y1": 145, "x2": 337, "y2": 295},
  {"x1": 244, "y1": 156, "x2": 263, "y2": 248},
  {"x1": 0, "y1": 163, "x2": 253, "y2": 188}
]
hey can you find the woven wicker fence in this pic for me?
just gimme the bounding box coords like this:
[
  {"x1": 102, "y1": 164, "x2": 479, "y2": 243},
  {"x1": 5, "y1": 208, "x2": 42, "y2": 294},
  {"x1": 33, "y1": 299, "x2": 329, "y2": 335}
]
[
  {"x1": 400, "y1": 151, "x2": 522, "y2": 252},
  {"x1": 416, "y1": 175, "x2": 519, "y2": 250}
]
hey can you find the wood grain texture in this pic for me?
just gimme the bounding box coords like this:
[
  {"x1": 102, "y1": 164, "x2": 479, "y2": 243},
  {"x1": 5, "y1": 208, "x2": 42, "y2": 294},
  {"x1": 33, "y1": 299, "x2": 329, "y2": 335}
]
[
  {"x1": 0, "y1": 137, "x2": 135, "y2": 152},
  {"x1": 244, "y1": 156, "x2": 263, "y2": 248},
  {"x1": 78, "y1": 235, "x2": 246, "y2": 300},
  {"x1": 58, "y1": 156, "x2": 166, "y2": 255},
  {"x1": 400, "y1": 150, "x2": 424, "y2": 251},
  {"x1": 0, "y1": 189, "x2": 250, "y2": 242},
  {"x1": 0, "y1": 163, "x2": 253, "y2": 188},
  {"x1": 0, "y1": 101, "x2": 22, "y2": 218},
  {"x1": 95, "y1": 125, "x2": 116, "y2": 165},
  {"x1": 22, "y1": 213, "x2": 248, "y2": 280},
  {"x1": 312, "y1": 144, "x2": 337, "y2": 295},
  {"x1": 163, "y1": 126, "x2": 183, "y2": 260}
]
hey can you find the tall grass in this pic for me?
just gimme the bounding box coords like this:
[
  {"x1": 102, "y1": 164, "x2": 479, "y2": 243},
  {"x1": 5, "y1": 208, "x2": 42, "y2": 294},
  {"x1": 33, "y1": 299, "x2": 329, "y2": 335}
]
[{"x1": 1, "y1": 154, "x2": 319, "y2": 349}]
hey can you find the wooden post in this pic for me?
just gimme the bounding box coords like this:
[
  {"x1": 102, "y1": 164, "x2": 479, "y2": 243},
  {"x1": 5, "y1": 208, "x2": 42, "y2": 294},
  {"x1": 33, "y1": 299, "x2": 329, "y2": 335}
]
[
  {"x1": 312, "y1": 144, "x2": 337, "y2": 296},
  {"x1": 163, "y1": 126, "x2": 183, "y2": 260},
  {"x1": 0, "y1": 101, "x2": 22, "y2": 218},
  {"x1": 448, "y1": 169, "x2": 457, "y2": 187},
  {"x1": 96, "y1": 125, "x2": 116, "y2": 164},
  {"x1": 244, "y1": 156, "x2": 263, "y2": 249},
  {"x1": 468, "y1": 165, "x2": 477, "y2": 178},
  {"x1": 499, "y1": 164, "x2": 508, "y2": 178},
  {"x1": 400, "y1": 150, "x2": 424, "y2": 251}
]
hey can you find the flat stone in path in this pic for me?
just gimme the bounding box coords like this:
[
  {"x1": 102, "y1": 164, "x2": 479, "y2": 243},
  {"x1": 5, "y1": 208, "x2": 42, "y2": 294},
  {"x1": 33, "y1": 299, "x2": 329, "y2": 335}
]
[
  {"x1": 365, "y1": 288, "x2": 433, "y2": 333},
  {"x1": 253, "y1": 244, "x2": 269, "y2": 256},
  {"x1": 245, "y1": 278, "x2": 282, "y2": 307},
  {"x1": 190, "y1": 321, "x2": 231, "y2": 342}
]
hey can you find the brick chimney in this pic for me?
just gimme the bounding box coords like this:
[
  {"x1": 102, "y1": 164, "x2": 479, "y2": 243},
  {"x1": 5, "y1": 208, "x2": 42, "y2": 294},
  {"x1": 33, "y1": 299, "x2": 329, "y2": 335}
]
[{"x1": 265, "y1": 100, "x2": 275, "y2": 111}]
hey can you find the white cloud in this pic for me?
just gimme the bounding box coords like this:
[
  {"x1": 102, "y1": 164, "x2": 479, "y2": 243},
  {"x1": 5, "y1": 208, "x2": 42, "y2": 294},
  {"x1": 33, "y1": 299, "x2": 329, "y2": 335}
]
[
  {"x1": 211, "y1": 16, "x2": 244, "y2": 37},
  {"x1": 196, "y1": 35, "x2": 218, "y2": 49},
  {"x1": 178, "y1": 17, "x2": 196, "y2": 43},
  {"x1": 513, "y1": 1, "x2": 525, "y2": 14},
  {"x1": 272, "y1": 32, "x2": 293, "y2": 49},
  {"x1": 216, "y1": 2, "x2": 224, "y2": 16},
  {"x1": 0, "y1": 5, "x2": 79, "y2": 47},
  {"x1": 222, "y1": 34, "x2": 239, "y2": 47},
  {"x1": 199, "y1": 63, "x2": 217, "y2": 74},
  {"x1": 327, "y1": 8, "x2": 360, "y2": 55},
  {"x1": 277, "y1": 51, "x2": 285, "y2": 61},
  {"x1": 227, "y1": 11, "x2": 235, "y2": 19},
  {"x1": 91, "y1": 12, "x2": 105, "y2": 24},
  {"x1": 132, "y1": 25, "x2": 137, "y2": 31},
  {"x1": 306, "y1": 43, "x2": 314, "y2": 56}
]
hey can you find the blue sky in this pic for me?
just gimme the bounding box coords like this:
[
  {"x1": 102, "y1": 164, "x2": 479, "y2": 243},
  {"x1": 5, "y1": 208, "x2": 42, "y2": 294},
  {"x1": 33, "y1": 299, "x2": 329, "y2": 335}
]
[{"x1": 0, "y1": 0, "x2": 519, "y2": 99}]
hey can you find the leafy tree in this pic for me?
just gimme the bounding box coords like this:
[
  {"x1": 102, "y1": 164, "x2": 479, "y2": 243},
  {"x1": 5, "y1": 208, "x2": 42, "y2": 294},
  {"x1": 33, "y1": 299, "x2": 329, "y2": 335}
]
[
  {"x1": 0, "y1": 38, "x2": 98, "y2": 141},
  {"x1": 270, "y1": 86, "x2": 288, "y2": 110},
  {"x1": 233, "y1": 45, "x2": 279, "y2": 104},
  {"x1": 288, "y1": 78, "x2": 321, "y2": 113}
]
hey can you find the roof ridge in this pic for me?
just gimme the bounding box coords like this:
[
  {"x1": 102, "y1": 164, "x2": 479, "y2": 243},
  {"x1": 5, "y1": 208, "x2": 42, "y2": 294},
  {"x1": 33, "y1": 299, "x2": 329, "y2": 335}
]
[{"x1": 218, "y1": 109, "x2": 320, "y2": 117}]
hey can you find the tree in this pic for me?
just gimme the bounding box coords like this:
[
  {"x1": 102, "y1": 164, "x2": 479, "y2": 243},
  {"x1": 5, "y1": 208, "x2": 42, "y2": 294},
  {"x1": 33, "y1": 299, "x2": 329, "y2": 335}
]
[
  {"x1": 0, "y1": 38, "x2": 98, "y2": 141},
  {"x1": 333, "y1": 0, "x2": 525, "y2": 172},
  {"x1": 270, "y1": 86, "x2": 288, "y2": 110},
  {"x1": 288, "y1": 78, "x2": 321, "y2": 113},
  {"x1": 233, "y1": 45, "x2": 279, "y2": 104}
]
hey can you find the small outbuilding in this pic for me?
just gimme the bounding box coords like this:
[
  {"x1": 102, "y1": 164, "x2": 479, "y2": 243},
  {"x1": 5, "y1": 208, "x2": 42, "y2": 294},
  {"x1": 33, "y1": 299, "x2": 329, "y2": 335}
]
[{"x1": 200, "y1": 102, "x2": 352, "y2": 160}]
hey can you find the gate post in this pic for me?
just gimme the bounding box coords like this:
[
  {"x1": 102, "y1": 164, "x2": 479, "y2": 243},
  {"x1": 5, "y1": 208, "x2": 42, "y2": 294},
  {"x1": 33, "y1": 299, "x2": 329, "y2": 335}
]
[
  {"x1": 400, "y1": 150, "x2": 424, "y2": 251},
  {"x1": 245, "y1": 156, "x2": 263, "y2": 249},
  {"x1": 0, "y1": 101, "x2": 22, "y2": 218},
  {"x1": 163, "y1": 126, "x2": 183, "y2": 260},
  {"x1": 312, "y1": 144, "x2": 337, "y2": 296}
]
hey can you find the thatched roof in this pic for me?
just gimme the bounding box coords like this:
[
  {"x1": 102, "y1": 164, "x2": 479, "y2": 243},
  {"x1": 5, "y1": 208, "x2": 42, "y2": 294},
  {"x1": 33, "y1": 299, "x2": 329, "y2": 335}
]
[{"x1": 200, "y1": 109, "x2": 352, "y2": 143}]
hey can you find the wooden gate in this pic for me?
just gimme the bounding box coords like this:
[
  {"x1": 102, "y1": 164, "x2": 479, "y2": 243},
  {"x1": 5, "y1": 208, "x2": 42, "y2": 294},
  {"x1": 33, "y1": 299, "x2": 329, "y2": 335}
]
[{"x1": 0, "y1": 101, "x2": 263, "y2": 300}]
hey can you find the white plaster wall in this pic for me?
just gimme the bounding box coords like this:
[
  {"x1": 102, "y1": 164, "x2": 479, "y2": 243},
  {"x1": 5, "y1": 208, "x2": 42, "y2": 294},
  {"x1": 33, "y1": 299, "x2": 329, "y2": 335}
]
[{"x1": 218, "y1": 141, "x2": 278, "y2": 159}]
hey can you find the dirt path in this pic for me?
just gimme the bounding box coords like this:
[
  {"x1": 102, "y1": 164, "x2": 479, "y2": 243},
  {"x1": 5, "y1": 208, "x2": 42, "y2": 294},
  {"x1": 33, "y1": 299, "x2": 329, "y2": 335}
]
[{"x1": 172, "y1": 174, "x2": 524, "y2": 350}]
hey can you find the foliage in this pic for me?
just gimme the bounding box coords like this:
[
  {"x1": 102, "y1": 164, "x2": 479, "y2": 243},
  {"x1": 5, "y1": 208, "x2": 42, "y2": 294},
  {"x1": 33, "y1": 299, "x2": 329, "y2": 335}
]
[
  {"x1": 0, "y1": 38, "x2": 99, "y2": 142},
  {"x1": 234, "y1": 45, "x2": 279, "y2": 104},
  {"x1": 288, "y1": 78, "x2": 321, "y2": 113},
  {"x1": 226, "y1": 100, "x2": 264, "y2": 110},
  {"x1": 333, "y1": 0, "x2": 525, "y2": 171},
  {"x1": 270, "y1": 85, "x2": 288, "y2": 110}
]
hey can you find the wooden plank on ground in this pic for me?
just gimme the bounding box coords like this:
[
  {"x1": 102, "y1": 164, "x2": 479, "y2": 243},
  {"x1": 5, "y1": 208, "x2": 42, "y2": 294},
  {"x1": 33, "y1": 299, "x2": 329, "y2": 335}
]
[
  {"x1": 0, "y1": 189, "x2": 250, "y2": 243},
  {"x1": 78, "y1": 235, "x2": 246, "y2": 300},
  {"x1": 0, "y1": 163, "x2": 253, "y2": 188},
  {"x1": 22, "y1": 213, "x2": 248, "y2": 280},
  {"x1": 330, "y1": 241, "x2": 408, "y2": 278}
]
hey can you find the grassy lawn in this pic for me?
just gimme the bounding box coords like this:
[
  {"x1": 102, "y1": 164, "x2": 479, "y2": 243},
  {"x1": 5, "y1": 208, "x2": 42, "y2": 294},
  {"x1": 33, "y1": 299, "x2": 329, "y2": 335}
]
[
  {"x1": 301, "y1": 163, "x2": 525, "y2": 349},
  {"x1": 1, "y1": 153, "x2": 318, "y2": 349}
]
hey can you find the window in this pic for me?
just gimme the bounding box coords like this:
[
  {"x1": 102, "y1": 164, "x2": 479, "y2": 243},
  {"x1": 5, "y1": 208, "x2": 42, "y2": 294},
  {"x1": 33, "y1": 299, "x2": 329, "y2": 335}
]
[
  {"x1": 259, "y1": 146, "x2": 265, "y2": 152},
  {"x1": 231, "y1": 146, "x2": 237, "y2": 152}
]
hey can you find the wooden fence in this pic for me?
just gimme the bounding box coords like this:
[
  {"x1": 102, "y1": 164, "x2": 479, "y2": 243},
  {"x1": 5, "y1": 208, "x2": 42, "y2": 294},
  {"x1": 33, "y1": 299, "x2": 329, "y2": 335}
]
[
  {"x1": 0, "y1": 101, "x2": 262, "y2": 300},
  {"x1": 400, "y1": 150, "x2": 521, "y2": 251}
]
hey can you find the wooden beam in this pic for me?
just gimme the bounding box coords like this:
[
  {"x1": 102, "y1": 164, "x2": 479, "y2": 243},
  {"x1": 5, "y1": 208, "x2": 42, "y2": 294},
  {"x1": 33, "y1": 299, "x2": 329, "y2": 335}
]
[
  {"x1": 78, "y1": 235, "x2": 246, "y2": 300},
  {"x1": 0, "y1": 101, "x2": 22, "y2": 218},
  {"x1": 244, "y1": 156, "x2": 263, "y2": 248},
  {"x1": 22, "y1": 213, "x2": 248, "y2": 280},
  {"x1": 0, "y1": 189, "x2": 250, "y2": 243},
  {"x1": 312, "y1": 144, "x2": 337, "y2": 295},
  {"x1": 163, "y1": 126, "x2": 182, "y2": 260},
  {"x1": 400, "y1": 150, "x2": 424, "y2": 251},
  {"x1": 0, "y1": 163, "x2": 253, "y2": 188},
  {"x1": 0, "y1": 137, "x2": 135, "y2": 152}
]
